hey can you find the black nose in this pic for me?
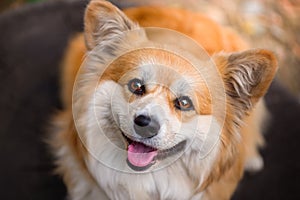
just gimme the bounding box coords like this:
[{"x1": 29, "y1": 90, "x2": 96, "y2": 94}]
[
  {"x1": 134, "y1": 115, "x2": 151, "y2": 127},
  {"x1": 134, "y1": 115, "x2": 160, "y2": 138}
]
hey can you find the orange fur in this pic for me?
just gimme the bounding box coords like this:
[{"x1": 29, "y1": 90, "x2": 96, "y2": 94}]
[{"x1": 124, "y1": 6, "x2": 248, "y2": 54}]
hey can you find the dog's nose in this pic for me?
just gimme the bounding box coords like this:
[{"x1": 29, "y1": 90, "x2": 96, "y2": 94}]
[
  {"x1": 134, "y1": 115, "x2": 160, "y2": 138},
  {"x1": 134, "y1": 115, "x2": 151, "y2": 127}
]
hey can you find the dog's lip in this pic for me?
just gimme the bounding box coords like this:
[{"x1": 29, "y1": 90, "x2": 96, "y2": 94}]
[
  {"x1": 121, "y1": 132, "x2": 155, "y2": 150},
  {"x1": 121, "y1": 132, "x2": 186, "y2": 170}
]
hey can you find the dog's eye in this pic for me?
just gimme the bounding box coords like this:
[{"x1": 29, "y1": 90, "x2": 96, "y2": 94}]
[
  {"x1": 174, "y1": 96, "x2": 194, "y2": 111},
  {"x1": 128, "y1": 78, "x2": 145, "y2": 95}
]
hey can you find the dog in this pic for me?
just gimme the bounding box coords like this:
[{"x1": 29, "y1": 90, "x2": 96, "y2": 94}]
[{"x1": 49, "y1": 0, "x2": 278, "y2": 199}]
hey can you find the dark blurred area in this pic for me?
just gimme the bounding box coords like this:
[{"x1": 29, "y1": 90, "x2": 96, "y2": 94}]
[
  {"x1": 0, "y1": 0, "x2": 299, "y2": 200},
  {"x1": 0, "y1": 0, "x2": 44, "y2": 11}
]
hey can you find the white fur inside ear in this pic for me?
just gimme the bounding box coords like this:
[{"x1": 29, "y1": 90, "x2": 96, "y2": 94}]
[
  {"x1": 84, "y1": 0, "x2": 139, "y2": 50},
  {"x1": 221, "y1": 49, "x2": 277, "y2": 114}
]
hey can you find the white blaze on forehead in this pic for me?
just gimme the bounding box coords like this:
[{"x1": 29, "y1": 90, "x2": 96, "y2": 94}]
[
  {"x1": 137, "y1": 60, "x2": 207, "y2": 100},
  {"x1": 139, "y1": 62, "x2": 157, "y2": 83},
  {"x1": 138, "y1": 61, "x2": 184, "y2": 89}
]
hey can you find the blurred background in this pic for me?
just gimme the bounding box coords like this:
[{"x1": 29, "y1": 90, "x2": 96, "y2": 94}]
[
  {"x1": 0, "y1": 1, "x2": 299, "y2": 200},
  {"x1": 1, "y1": 0, "x2": 300, "y2": 99}
]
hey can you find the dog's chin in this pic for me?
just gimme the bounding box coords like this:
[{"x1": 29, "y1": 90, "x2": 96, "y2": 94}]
[{"x1": 121, "y1": 132, "x2": 187, "y2": 171}]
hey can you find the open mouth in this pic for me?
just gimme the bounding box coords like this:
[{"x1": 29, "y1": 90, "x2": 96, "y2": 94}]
[{"x1": 122, "y1": 132, "x2": 186, "y2": 171}]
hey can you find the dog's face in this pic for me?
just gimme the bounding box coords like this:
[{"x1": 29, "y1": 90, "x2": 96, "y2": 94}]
[
  {"x1": 79, "y1": 46, "x2": 220, "y2": 172},
  {"x1": 104, "y1": 49, "x2": 217, "y2": 171},
  {"x1": 71, "y1": 0, "x2": 277, "y2": 197}
]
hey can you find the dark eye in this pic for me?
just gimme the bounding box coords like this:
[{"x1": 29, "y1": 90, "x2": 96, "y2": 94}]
[
  {"x1": 128, "y1": 78, "x2": 145, "y2": 95},
  {"x1": 174, "y1": 96, "x2": 194, "y2": 111}
]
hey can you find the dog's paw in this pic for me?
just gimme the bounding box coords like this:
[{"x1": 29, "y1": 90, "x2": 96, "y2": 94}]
[{"x1": 244, "y1": 155, "x2": 264, "y2": 173}]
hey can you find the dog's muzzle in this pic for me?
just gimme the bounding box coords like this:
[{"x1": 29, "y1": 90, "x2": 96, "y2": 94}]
[{"x1": 133, "y1": 115, "x2": 160, "y2": 138}]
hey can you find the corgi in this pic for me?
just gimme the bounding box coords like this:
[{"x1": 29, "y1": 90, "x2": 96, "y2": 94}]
[{"x1": 49, "y1": 0, "x2": 278, "y2": 199}]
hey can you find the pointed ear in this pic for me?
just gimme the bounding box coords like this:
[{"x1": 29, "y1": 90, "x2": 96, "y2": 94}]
[
  {"x1": 84, "y1": 0, "x2": 138, "y2": 51},
  {"x1": 214, "y1": 49, "x2": 278, "y2": 114}
]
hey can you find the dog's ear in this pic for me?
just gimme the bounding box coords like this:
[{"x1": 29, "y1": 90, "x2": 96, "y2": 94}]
[
  {"x1": 214, "y1": 49, "x2": 278, "y2": 116},
  {"x1": 84, "y1": 0, "x2": 138, "y2": 51}
]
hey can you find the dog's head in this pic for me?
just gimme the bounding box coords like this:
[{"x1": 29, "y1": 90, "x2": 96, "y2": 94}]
[{"x1": 73, "y1": 0, "x2": 277, "y2": 190}]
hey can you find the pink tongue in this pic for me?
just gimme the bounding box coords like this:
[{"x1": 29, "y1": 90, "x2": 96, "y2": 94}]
[{"x1": 127, "y1": 142, "x2": 158, "y2": 168}]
